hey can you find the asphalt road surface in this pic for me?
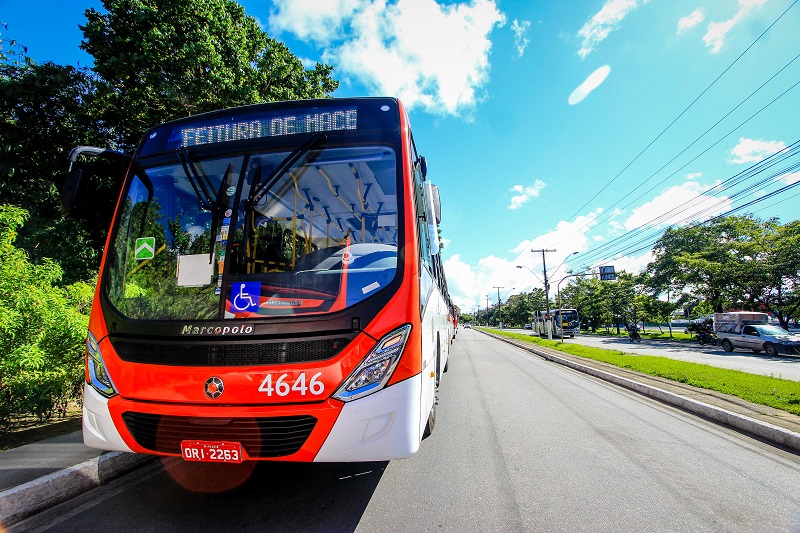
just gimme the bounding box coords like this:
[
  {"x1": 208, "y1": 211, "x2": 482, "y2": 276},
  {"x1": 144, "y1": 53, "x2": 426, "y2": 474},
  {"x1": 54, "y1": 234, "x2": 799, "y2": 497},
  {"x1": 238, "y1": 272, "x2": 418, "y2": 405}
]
[
  {"x1": 14, "y1": 328, "x2": 800, "y2": 532},
  {"x1": 510, "y1": 329, "x2": 800, "y2": 382}
]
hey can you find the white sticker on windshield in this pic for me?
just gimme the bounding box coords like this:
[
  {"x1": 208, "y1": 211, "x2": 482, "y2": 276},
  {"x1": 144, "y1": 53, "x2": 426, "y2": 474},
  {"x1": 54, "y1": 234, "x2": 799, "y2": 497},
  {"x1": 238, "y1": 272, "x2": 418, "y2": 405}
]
[{"x1": 362, "y1": 282, "x2": 380, "y2": 295}]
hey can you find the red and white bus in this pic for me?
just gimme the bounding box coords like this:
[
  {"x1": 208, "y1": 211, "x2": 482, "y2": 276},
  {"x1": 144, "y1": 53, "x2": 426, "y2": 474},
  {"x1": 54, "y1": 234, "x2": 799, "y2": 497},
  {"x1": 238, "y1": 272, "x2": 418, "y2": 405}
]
[{"x1": 66, "y1": 98, "x2": 451, "y2": 463}]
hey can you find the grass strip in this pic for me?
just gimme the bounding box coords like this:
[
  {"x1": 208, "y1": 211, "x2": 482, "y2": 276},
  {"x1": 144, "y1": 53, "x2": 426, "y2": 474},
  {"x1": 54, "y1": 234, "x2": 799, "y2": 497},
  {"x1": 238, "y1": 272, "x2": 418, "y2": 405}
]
[
  {"x1": 482, "y1": 328, "x2": 800, "y2": 417},
  {"x1": 583, "y1": 330, "x2": 696, "y2": 342}
]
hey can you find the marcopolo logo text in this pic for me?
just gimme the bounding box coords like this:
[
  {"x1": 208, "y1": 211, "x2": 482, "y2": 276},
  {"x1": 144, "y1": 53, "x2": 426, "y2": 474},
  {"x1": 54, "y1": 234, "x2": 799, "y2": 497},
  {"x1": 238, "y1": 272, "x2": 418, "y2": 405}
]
[{"x1": 181, "y1": 324, "x2": 255, "y2": 336}]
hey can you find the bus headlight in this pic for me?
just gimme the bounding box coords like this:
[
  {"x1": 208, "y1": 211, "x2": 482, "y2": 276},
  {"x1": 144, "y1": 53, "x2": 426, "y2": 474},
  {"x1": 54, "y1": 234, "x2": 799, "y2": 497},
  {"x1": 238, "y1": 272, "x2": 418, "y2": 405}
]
[
  {"x1": 334, "y1": 324, "x2": 412, "y2": 402},
  {"x1": 86, "y1": 331, "x2": 118, "y2": 397}
]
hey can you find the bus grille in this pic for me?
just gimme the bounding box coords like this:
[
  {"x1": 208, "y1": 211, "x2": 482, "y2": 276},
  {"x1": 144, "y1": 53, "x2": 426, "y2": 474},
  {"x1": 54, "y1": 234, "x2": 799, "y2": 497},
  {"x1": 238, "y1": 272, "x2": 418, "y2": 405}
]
[
  {"x1": 121, "y1": 412, "x2": 317, "y2": 458},
  {"x1": 112, "y1": 338, "x2": 348, "y2": 366}
]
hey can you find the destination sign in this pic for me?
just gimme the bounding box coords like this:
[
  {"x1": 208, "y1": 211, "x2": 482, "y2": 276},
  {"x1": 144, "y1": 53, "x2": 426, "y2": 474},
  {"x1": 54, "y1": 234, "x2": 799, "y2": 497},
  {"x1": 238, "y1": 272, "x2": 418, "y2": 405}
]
[
  {"x1": 137, "y1": 99, "x2": 397, "y2": 157},
  {"x1": 180, "y1": 107, "x2": 358, "y2": 147}
]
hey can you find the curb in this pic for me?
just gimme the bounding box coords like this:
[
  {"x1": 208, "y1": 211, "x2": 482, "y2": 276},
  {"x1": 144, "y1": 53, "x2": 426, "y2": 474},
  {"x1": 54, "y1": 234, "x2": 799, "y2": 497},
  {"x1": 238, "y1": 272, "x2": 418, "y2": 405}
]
[
  {"x1": 0, "y1": 451, "x2": 155, "y2": 527},
  {"x1": 481, "y1": 330, "x2": 800, "y2": 454}
]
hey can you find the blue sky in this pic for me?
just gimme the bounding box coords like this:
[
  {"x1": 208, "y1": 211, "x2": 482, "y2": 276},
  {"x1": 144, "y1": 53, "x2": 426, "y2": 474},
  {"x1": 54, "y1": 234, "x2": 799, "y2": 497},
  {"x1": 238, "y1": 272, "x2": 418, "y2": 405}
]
[{"x1": 3, "y1": 0, "x2": 800, "y2": 313}]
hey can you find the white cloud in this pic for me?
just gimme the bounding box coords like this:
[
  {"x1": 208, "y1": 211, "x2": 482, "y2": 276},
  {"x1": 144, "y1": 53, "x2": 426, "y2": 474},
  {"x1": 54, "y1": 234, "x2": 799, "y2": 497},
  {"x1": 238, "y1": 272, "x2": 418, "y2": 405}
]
[
  {"x1": 511, "y1": 19, "x2": 532, "y2": 57},
  {"x1": 444, "y1": 210, "x2": 602, "y2": 310},
  {"x1": 686, "y1": 172, "x2": 703, "y2": 180},
  {"x1": 577, "y1": 0, "x2": 639, "y2": 59},
  {"x1": 268, "y1": 0, "x2": 361, "y2": 43},
  {"x1": 729, "y1": 137, "x2": 786, "y2": 164},
  {"x1": 508, "y1": 181, "x2": 546, "y2": 210},
  {"x1": 677, "y1": 8, "x2": 704, "y2": 34},
  {"x1": 703, "y1": 0, "x2": 767, "y2": 53},
  {"x1": 270, "y1": 0, "x2": 506, "y2": 116},
  {"x1": 623, "y1": 181, "x2": 731, "y2": 231},
  {"x1": 776, "y1": 171, "x2": 800, "y2": 186},
  {"x1": 568, "y1": 65, "x2": 611, "y2": 105}
]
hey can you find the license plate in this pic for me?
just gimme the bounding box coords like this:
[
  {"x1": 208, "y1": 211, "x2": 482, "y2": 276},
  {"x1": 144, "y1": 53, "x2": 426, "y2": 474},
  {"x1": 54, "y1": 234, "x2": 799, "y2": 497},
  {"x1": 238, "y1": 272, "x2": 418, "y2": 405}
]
[{"x1": 180, "y1": 440, "x2": 243, "y2": 463}]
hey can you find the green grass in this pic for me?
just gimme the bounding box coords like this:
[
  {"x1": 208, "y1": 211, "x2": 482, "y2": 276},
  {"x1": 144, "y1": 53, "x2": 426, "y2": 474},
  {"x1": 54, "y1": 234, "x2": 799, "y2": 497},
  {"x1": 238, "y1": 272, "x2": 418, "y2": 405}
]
[
  {"x1": 481, "y1": 328, "x2": 800, "y2": 416},
  {"x1": 582, "y1": 329, "x2": 696, "y2": 342}
]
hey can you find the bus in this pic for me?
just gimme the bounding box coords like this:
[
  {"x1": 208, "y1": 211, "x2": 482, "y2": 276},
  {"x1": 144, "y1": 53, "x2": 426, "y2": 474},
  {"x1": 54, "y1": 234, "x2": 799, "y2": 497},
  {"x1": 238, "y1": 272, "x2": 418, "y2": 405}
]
[
  {"x1": 533, "y1": 308, "x2": 580, "y2": 338},
  {"x1": 64, "y1": 98, "x2": 452, "y2": 463}
]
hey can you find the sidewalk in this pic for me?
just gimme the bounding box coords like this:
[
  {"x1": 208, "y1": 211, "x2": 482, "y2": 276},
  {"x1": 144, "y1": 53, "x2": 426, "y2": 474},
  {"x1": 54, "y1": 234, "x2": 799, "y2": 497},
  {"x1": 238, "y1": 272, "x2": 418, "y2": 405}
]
[
  {"x1": 2, "y1": 333, "x2": 799, "y2": 528},
  {"x1": 0, "y1": 428, "x2": 153, "y2": 527}
]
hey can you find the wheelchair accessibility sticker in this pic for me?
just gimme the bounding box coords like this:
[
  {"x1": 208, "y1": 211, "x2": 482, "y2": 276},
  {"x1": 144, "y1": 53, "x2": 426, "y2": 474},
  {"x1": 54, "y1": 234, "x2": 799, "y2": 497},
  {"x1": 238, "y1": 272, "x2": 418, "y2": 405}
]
[{"x1": 231, "y1": 282, "x2": 261, "y2": 313}]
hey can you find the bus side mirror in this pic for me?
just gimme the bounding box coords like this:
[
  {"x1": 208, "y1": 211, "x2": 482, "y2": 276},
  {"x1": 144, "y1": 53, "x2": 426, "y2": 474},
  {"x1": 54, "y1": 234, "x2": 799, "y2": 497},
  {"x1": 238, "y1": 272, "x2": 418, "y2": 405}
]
[
  {"x1": 57, "y1": 146, "x2": 132, "y2": 213},
  {"x1": 58, "y1": 167, "x2": 83, "y2": 213},
  {"x1": 418, "y1": 156, "x2": 428, "y2": 179}
]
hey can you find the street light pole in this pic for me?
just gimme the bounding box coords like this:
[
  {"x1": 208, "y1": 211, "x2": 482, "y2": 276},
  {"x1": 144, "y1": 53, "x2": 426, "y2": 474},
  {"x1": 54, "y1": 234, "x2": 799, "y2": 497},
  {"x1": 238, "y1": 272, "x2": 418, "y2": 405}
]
[{"x1": 531, "y1": 249, "x2": 556, "y2": 339}]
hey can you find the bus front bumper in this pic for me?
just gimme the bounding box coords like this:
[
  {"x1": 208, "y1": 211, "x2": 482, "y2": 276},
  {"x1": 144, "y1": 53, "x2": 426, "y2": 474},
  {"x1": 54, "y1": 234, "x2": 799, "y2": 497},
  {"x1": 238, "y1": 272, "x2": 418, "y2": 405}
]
[{"x1": 83, "y1": 375, "x2": 422, "y2": 462}]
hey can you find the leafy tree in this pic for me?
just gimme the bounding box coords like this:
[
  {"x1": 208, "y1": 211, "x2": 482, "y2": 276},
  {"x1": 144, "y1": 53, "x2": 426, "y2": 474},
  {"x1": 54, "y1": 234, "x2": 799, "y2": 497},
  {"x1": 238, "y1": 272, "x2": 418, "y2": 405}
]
[
  {"x1": 0, "y1": 57, "x2": 118, "y2": 283},
  {"x1": 81, "y1": 0, "x2": 339, "y2": 150},
  {"x1": 650, "y1": 215, "x2": 800, "y2": 328},
  {"x1": 503, "y1": 289, "x2": 546, "y2": 327},
  {"x1": 561, "y1": 276, "x2": 609, "y2": 332},
  {"x1": 0, "y1": 205, "x2": 91, "y2": 426},
  {"x1": 1, "y1": 2, "x2": 339, "y2": 284}
]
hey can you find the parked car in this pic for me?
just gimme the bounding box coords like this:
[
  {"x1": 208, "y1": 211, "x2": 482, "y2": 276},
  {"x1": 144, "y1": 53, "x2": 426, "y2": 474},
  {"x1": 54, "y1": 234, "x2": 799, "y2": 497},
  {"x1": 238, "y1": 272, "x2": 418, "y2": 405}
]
[{"x1": 715, "y1": 312, "x2": 800, "y2": 356}]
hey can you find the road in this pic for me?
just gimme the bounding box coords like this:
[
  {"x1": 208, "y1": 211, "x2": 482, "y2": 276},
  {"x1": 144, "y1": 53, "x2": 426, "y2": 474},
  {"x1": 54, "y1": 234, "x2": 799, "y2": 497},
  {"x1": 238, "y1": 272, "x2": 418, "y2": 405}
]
[
  {"x1": 510, "y1": 329, "x2": 800, "y2": 382},
  {"x1": 14, "y1": 328, "x2": 800, "y2": 532}
]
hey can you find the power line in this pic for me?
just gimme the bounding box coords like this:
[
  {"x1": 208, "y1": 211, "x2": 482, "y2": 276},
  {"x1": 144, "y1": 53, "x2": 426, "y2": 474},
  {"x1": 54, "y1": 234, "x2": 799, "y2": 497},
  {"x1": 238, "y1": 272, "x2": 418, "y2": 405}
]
[
  {"x1": 561, "y1": 0, "x2": 798, "y2": 225},
  {"x1": 573, "y1": 141, "x2": 800, "y2": 265},
  {"x1": 573, "y1": 150, "x2": 800, "y2": 268}
]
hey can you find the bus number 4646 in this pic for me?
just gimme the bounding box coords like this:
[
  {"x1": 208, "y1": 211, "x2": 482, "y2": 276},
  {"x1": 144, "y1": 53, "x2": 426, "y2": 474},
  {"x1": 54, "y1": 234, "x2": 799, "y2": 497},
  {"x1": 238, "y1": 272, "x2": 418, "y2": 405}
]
[{"x1": 258, "y1": 372, "x2": 324, "y2": 396}]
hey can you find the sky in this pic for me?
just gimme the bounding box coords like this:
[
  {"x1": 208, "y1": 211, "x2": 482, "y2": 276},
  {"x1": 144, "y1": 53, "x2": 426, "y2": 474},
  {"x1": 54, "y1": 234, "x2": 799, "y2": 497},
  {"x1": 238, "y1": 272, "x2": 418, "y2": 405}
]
[{"x1": 3, "y1": 0, "x2": 800, "y2": 314}]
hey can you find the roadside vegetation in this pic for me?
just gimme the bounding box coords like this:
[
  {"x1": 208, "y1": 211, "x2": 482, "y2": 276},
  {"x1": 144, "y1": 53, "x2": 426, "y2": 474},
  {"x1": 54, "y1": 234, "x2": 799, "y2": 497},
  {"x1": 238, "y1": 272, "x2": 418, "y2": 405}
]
[
  {"x1": 483, "y1": 328, "x2": 800, "y2": 417},
  {"x1": 460, "y1": 217, "x2": 800, "y2": 334}
]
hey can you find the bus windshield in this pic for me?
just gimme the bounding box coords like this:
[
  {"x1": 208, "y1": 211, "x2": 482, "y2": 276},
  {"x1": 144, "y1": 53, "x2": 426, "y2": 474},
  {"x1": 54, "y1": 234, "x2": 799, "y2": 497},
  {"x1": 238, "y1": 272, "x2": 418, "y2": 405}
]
[
  {"x1": 558, "y1": 309, "x2": 579, "y2": 326},
  {"x1": 103, "y1": 144, "x2": 400, "y2": 321}
]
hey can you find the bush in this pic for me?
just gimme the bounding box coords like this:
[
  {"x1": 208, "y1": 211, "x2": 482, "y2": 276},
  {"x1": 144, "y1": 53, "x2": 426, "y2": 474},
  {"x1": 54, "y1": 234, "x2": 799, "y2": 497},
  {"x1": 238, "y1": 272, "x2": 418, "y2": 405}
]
[{"x1": 0, "y1": 205, "x2": 91, "y2": 427}]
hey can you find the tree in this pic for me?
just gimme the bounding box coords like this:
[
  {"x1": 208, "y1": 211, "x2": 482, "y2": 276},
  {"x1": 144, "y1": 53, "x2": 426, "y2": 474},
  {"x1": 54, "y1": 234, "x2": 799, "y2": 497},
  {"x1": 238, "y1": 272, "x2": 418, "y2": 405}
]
[
  {"x1": 0, "y1": 205, "x2": 92, "y2": 425},
  {"x1": 650, "y1": 215, "x2": 800, "y2": 329},
  {"x1": 1, "y1": 1, "x2": 339, "y2": 284},
  {"x1": 81, "y1": 0, "x2": 338, "y2": 150},
  {"x1": 0, "y1": 59, "x2": 117, "y2": 283},
  {"x1": 561, "y1": 277, "x2": 610, "y2": 332},
  {"x1": 503, "y1": 290, "x2": 546, "y2": 327}
]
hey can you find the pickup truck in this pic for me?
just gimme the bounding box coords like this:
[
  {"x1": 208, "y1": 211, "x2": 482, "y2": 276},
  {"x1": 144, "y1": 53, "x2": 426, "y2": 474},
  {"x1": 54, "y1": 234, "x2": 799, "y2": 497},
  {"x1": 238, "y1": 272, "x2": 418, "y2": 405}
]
[{"x1": 714, "y1": 312, "x2": 800, "y2": 357}]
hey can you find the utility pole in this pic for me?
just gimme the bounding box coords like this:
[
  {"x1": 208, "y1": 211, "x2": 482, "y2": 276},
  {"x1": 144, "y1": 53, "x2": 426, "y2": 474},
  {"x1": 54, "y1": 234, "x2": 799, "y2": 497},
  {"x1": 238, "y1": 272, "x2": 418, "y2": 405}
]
[
  {"x1": 531, "y1": 249, "x2": 556, "y2": 339},
  {"x1": 485, "y1": 294, "x2": 490, "y2": 326},
  {"x1": 493, "y1": 286, "x2": 504, "y2": 328}
]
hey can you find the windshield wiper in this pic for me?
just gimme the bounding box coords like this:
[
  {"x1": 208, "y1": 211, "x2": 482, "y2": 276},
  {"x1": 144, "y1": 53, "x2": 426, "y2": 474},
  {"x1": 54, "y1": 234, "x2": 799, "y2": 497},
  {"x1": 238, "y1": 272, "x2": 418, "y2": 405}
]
[
  {"x1": 248, "y1": 133, "x2": 327, "y2": 206},
  {"x1": 177, "y1": 147, "x2": 215, "y2": 210},
  {"x1": 242, "y1": 133, "x2": 327, "y2": 270},
  {"x1": 177, "y1": 148, "x2": 233, "y2": 263},
  {"x1": 207, "y1": 164, "x2": 233, "y2": 263}
]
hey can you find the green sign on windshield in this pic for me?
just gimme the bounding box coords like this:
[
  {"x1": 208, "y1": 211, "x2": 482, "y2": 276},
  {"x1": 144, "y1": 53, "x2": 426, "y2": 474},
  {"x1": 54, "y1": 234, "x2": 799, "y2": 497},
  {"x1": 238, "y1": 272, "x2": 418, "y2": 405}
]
[{"x1": 135, "y1": 237, "x2": 156, "y2": 260}]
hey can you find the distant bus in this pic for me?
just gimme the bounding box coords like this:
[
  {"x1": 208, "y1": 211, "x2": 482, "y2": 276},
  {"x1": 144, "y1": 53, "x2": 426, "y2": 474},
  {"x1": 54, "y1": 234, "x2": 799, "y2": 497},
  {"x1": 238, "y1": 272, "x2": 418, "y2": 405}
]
[
  {"x1": 65, "y1": 97, "x2": 452, "y2": 463},
  {"x1": 533, "y1": 308, "x2": 580, "y2": 338}
]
